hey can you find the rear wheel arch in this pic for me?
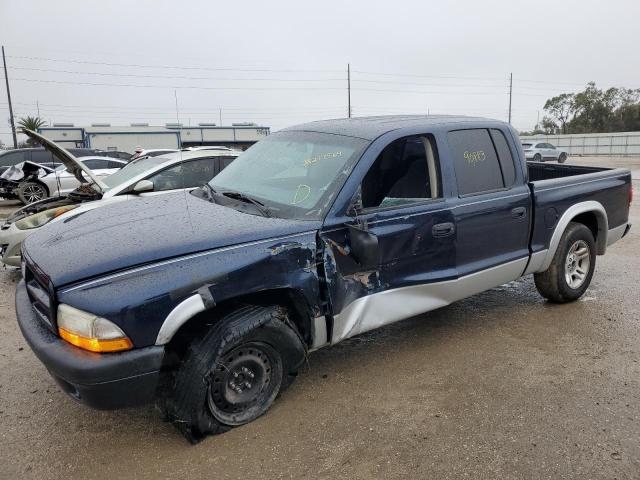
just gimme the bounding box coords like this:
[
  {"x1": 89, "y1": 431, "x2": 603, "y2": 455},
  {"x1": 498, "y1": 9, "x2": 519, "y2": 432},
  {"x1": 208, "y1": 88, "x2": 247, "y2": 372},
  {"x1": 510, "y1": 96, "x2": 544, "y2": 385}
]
[{"x1": 538, "y1": 201, "x2": 608, "y2": 272}]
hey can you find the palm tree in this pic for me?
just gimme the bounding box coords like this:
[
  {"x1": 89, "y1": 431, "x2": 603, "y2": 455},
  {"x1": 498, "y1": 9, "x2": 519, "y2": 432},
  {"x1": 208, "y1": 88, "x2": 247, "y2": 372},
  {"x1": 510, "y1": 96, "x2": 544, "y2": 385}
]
[{"x1": 17, "y1": 116, "x2": 47, "y2": 146}]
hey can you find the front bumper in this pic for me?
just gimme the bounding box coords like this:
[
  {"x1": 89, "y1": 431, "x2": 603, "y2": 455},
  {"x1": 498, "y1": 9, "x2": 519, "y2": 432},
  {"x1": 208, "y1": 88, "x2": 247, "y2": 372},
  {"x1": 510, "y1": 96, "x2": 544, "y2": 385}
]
[{"x1": 16, "y1": 280, "x2": 165, "y2": 410}]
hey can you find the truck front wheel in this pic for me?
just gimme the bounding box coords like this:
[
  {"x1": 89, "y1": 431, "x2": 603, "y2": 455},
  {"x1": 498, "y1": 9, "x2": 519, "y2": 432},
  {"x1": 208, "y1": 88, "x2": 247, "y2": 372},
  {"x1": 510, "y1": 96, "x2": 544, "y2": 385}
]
[
  {"x1": 534, "y1": 222, "x2": 596, "y2": 303},
  {"x1": 166, "y1": 305, "x2": 306, "y2": 443}
]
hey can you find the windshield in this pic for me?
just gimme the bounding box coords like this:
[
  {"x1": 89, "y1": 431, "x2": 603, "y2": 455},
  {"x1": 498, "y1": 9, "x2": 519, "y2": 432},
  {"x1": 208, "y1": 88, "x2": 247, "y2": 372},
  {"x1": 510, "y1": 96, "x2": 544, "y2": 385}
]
[
  {"x1": 99, "y1": 155, "x2": 171, "y2": 190},
  {"x1": 209, "y1": 131, "x2": 369, "y2": 220}
]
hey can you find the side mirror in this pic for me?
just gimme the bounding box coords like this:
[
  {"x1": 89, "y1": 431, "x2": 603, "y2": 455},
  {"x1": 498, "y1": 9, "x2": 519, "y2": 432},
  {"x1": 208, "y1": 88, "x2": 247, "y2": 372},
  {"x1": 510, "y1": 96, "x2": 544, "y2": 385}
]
[
  {"x1": 133, "y1": 179, "x2": 154, "y2": 193},
  {"x1": 347, "y1": 224, "x2": 379, "y2": 269}
]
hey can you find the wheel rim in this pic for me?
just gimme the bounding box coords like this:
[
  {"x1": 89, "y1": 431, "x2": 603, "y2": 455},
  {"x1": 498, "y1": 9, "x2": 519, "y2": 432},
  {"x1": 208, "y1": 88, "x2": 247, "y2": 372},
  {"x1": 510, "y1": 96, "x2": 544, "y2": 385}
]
[
  {"x1": 23, "y1": 185, "x2": 46, "y2": 203},
  {"x1": 207, "y1": 342, "x2": 282, "y2": 426},
  {"x1": 565, "y1": 240, "x2": 590, "y2": 289},
  {"x1": 534, "y1": 154, "x2": 542, "y2": 161}
]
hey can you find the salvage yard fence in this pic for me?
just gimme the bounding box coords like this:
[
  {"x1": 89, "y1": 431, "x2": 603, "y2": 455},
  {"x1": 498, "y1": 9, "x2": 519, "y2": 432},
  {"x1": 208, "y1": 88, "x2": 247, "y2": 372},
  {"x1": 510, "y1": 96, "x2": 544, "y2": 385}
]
[{"x1": 519, "y1": 131, "x2": 640, "y2": 156}]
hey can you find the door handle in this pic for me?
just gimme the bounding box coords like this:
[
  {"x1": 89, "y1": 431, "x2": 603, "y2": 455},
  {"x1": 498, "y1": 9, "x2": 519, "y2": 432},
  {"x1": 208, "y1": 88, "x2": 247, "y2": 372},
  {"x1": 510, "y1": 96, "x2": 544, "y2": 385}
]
[
  {"x1": 511, "y1": 207, "x2": 526, "y2": 219},
  {"x1": 432, "y1": 222, "x2": 455, "y2": 238}
]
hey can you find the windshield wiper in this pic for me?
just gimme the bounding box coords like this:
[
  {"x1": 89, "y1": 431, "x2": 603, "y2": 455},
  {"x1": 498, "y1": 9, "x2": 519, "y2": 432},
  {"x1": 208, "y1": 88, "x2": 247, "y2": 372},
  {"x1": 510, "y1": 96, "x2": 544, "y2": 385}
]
[
  {"x1": 221, "y1": 190, "x2": 272, "y2": 217},
  {"x1": 201, "y1": 183, "x2": 218, "y2": 202}
]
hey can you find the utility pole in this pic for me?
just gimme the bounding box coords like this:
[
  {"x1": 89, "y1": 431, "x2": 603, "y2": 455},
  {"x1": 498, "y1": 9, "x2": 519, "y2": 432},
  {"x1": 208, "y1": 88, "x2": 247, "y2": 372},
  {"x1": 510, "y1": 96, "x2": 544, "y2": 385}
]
[
  {"x1": 508, "y1": 72, "x2": 513, "y2": 124},
  {"x1": 2, "y1": 46, "x2": 17, "y2": 148},
  {"x1": 219, "y1": 108, "x2": 222, "y2": 126},
  {"x1": 36, "y1": 100, "x2": 40, "y2": 117},
  {"x1": 347, "y1": 63, "x2": 351, "y2": 118}
]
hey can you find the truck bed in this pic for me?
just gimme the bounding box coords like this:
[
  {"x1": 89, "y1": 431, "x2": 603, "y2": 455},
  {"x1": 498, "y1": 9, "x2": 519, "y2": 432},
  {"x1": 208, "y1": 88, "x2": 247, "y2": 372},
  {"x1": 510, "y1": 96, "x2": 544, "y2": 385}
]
[
  {"x1": 527, "y1": 161, "x2": 609, "y2": 181},
  {"x1": 527, "y1": 161, "x2": 632, "y2": 258}
]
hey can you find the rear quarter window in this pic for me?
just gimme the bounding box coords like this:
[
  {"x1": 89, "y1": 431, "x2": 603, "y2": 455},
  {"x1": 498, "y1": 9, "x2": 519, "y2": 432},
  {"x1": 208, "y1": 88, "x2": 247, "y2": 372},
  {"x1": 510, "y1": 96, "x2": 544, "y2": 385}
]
[
  {"x1": 447, "y1": 129, "x2": 504, "y2": 196},
  {"x1": 490, "y1": 129, "x2": 516, "y2": 187}
]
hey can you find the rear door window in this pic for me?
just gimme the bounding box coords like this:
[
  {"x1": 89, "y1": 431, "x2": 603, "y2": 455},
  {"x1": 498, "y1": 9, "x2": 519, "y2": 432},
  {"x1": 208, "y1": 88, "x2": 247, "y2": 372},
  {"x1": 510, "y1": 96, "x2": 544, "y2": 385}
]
[
  {"x1": 30, "y1": 150, "x2": 54, "y2": 164},
  {"x1": 82, "y1": 159, "x2": 112, "y2": 169},
  {"x1": 447, "y1": 129, "x2": 504, "y2": 196}
]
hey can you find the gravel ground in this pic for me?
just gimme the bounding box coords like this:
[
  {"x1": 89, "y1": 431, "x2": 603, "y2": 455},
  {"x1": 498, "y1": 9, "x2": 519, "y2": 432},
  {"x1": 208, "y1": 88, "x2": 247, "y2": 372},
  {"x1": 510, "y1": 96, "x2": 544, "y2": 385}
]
[{"x1": 0, "y1": 156, "x2": 639, "y2": 479}]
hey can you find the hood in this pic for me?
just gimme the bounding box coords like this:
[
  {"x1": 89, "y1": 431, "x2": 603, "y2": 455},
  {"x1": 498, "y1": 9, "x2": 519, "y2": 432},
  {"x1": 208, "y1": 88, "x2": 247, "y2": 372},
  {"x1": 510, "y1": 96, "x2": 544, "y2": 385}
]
[
  {"x1": 22, "y1": 191, "x2": 321, "y2": 286},
  {"x1": 22, "y1": 129, "x2": 107, "y2": 192},
  {"x1": 0, "y1": 161, "x2": 54, "y2": 181}
]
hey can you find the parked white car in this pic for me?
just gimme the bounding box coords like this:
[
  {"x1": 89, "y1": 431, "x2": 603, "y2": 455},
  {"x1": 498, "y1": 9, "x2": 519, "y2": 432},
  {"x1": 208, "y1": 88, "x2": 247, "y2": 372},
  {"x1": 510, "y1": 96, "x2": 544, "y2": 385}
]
[
  {"x1": 29, "y1": 157, "x2": 126, "y2": 202},
  {"x1": 521, "y1": 141, "x2": 568, "y2": 163},
  {"x1": 0, "y1": 130, "x2": 239, "y2": 267}
]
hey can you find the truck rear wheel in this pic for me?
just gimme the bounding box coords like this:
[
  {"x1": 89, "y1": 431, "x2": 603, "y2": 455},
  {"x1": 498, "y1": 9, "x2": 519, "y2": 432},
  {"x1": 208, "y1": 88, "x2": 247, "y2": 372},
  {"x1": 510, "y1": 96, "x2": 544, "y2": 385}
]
[
  {"x1": 534, "y1": 222, "x2": 596, "y2": 303},
  {"x1": 166, "y1": 305, "x2": 306, "y2": 443}
]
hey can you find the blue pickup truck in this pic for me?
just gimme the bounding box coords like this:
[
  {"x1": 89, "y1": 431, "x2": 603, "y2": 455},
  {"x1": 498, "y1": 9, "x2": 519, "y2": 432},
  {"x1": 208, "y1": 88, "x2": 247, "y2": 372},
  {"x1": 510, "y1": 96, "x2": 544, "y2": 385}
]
[{"x1": 16, "y1": 116, "x2": 632, "y2": 442}]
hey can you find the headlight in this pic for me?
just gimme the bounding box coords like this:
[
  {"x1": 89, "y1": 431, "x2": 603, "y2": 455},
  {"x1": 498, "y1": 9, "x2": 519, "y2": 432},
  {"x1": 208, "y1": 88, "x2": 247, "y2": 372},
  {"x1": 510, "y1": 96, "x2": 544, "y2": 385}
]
[
  {"x1": 57, "y1": 304, "x2": 133, "y2": 353},
  {"x1": 14, "y1": 205, "x2": 78, "y2": 230}
]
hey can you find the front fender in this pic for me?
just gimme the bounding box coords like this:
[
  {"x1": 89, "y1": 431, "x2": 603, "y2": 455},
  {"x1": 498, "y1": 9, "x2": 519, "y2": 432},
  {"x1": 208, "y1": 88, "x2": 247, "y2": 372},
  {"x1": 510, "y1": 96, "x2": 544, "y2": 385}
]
[{"x1": 57, "y1": 231, "x2": 321, "y2": 347}]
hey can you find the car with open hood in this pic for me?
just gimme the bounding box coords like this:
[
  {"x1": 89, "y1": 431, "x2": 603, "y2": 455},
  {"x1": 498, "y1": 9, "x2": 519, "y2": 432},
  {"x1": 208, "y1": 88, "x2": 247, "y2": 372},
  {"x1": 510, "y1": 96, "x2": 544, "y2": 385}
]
[
  {"x1": 14, "y1": 116, "x2": 631, "y2": 443},
  {"x1": 1, "y1": 156, "x2": 126, "y2": 205},
  {"x1": 0, "y1": 130, "x2": 239, "y2": 267}
]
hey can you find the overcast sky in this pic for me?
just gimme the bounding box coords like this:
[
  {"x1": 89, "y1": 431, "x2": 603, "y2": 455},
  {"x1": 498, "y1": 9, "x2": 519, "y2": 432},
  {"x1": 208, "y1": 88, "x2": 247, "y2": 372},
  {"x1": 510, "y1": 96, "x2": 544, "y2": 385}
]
[{"x1": 1, "y1": 0, "x2": 639, "y2": 146}]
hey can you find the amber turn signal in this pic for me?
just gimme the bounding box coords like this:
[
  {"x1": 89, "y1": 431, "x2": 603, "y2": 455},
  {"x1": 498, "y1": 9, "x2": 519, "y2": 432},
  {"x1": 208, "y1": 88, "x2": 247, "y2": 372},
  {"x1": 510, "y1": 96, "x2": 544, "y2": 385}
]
[{"x1": 59, "y1": 327, "x2": 133, "y2": 353}]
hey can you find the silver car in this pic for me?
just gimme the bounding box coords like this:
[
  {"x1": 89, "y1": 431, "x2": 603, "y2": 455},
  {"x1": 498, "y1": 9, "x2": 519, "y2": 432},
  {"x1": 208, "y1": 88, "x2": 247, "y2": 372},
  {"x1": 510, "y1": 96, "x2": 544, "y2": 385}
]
[{"x1": 522, "y1": 141, "x2": 568, "y2": 163}]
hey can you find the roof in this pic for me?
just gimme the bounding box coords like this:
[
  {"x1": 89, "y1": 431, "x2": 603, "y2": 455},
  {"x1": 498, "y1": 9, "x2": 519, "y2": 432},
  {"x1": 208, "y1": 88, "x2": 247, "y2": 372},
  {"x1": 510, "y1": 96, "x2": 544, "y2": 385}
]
[{"x1": 281, "y1": 115, "x2": 505, "y2": 140}]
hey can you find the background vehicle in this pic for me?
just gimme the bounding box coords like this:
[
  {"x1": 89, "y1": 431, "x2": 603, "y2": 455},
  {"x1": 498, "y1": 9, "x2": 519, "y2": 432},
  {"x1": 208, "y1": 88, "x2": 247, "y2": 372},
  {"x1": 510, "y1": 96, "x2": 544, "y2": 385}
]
[
  {"x1": 522, "y1": 141, "x2": 568, "y2": 162},
  {"x1": 0, "y1": 147, "x2": 128, "y2": 175},
  {"x1": 31, "y1": 157, "x2": 127, "y2": 203},
  {"x1": 130, "y1": 148, "x2": 179, "y2": 160},
  {"x1": 1, "y1": 132, "x2": 239, "y2": 267},
  {"x1": 15, "y1": 116, "x2": 632, "y2": 443},
  {"x1": 1, "y1": 157, "x2": 126, "y2": 205}
]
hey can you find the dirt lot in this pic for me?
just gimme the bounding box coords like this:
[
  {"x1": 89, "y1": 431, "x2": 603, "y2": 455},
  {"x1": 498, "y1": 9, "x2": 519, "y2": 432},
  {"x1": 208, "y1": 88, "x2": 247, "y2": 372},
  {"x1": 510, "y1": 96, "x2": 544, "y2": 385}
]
[{"x1": 1, "y1": 156, "x2": 639, "y2": 479}]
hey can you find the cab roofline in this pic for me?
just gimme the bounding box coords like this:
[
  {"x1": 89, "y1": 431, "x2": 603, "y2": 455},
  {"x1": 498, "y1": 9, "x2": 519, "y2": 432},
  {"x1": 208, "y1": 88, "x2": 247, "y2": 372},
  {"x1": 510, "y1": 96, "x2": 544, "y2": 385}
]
[{"x1": 280, "y1": 115, "x2": 506, "y2": 141}]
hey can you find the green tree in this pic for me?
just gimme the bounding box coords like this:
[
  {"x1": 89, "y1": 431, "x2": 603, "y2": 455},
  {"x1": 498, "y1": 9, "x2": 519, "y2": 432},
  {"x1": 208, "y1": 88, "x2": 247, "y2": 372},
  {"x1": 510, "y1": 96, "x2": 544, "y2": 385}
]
[
  {"x1": 542, "y1": 83, "x2": 640, "y2": 134},
  {"x1": 17, "y1": 116, "x2": 47, "y2": 146},
  {"x1": 541, "y1": 116, "x2": 559, "y2": 134},
  {"x1": 543, "y1": 93, "x2": 574, "y2": 134}
]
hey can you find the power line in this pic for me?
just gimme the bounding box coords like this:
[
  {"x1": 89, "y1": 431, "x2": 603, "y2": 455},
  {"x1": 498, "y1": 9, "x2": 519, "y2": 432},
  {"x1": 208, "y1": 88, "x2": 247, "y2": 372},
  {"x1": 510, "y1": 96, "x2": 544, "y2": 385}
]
[
  {"x1": 352, "y1": 69, "x2": 506, "y2": 81},
  {"x1": 354, "y1": 87, "x2": 509, "y2": 96},
  {"x1": 7, "y1": 54, "x2": 343, "y2": 74},
  {"x1": 9, "y1": 66, "x2": 345, "y2": 82},
  {"x1": 11, "y1": 77, "x2": 345, "y2": 90},
  {"x1": 1, "y1": 101, "x2": 345, "y2": 112}
]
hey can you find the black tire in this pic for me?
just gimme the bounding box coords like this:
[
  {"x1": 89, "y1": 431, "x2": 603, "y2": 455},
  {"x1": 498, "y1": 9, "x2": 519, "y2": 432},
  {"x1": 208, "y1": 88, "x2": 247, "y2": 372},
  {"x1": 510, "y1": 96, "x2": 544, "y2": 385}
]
[
  {"x1": 166, "y1": 305, "x2": 306, "y2": 443},
  {"x1": 558, "y1": 153, "x2": 567, "y2": 163},
  {"x1": 533, "y1": 153, "x2": 543, "y2": 162},
  {"x1": 17, "y1": 181, "x2": 48, "y2": 204},
  {"x1": 534, "y1": 222, "x2": 596, "y2": 303}
]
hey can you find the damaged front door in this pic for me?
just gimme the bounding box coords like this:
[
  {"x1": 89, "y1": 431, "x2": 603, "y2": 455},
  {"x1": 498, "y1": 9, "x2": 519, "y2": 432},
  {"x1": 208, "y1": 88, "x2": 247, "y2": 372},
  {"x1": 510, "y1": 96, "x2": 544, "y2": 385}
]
[{"x1": 320, "y1": 134, "x2": 456, "y2": 343}]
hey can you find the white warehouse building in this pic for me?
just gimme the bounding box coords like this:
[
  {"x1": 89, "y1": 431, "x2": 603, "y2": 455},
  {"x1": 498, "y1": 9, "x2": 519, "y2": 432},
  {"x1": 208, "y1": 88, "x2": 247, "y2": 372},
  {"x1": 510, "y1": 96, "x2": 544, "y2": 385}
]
[{"x1": 37, "y1": 123, "x2": 270, "y2": 153}]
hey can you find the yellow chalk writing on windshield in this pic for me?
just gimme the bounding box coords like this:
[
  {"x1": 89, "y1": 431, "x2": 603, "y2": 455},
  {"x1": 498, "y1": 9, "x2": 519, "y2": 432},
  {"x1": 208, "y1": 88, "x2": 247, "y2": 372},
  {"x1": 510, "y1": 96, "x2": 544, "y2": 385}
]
[{"x1": 304, "y1": 151, "x2": 343, "y2": 167}]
